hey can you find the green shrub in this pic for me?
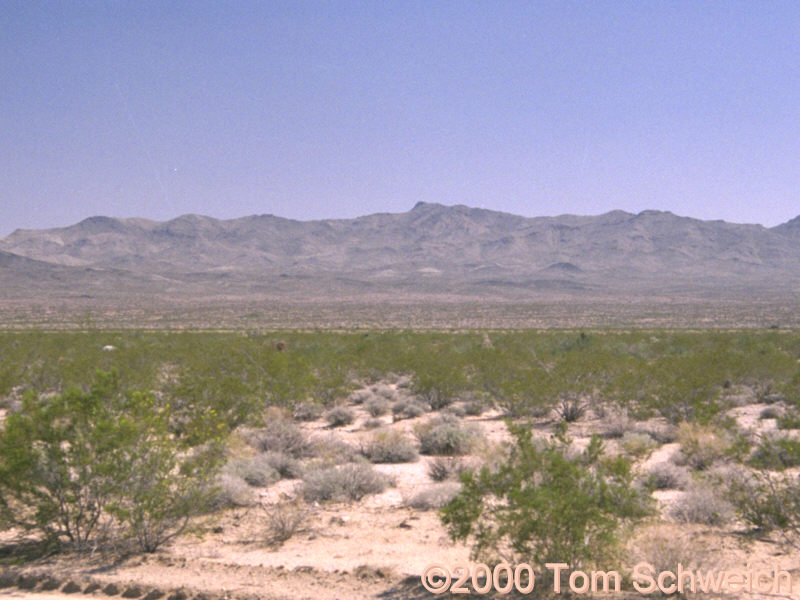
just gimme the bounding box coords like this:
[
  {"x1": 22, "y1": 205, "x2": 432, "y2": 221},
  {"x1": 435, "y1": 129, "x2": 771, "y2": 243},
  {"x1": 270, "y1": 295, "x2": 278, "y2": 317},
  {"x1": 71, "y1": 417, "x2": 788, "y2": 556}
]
[
  {"x1": 0, "y1": 370, "x2": 221, "y2": 552},
  {"x1": 362, "y1": 430, "x2": 418, "y2": 463},
  {"x1": 728, "y1": 469, "x2": 800, "y2": 546},
  {"x1": 441, "y1": 424, "x2": 651, "y2": 569},
  {"x1": 777, "y1": 409, "x2": 800, "y2": 430},
  {"x1": 749, "y1": 434, "x2": 800, "y2": 470}
]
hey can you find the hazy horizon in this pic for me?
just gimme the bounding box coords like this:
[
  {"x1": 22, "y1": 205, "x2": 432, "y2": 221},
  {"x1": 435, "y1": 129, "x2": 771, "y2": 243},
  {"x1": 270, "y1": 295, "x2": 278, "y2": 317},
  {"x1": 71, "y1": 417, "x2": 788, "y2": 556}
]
[
  {"x1": 2, "y1": 201, "x2": 799, "y2": 237},
  {"x1": 3, "y1": 2, "x2": 799, "y2": 237}
]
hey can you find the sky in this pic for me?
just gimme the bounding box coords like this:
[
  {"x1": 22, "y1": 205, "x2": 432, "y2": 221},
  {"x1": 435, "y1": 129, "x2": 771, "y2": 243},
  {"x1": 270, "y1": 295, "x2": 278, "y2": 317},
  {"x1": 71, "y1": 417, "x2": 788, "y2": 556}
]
[{"x1": 2, "y1": 1, "x2": 799, "y2": 236}]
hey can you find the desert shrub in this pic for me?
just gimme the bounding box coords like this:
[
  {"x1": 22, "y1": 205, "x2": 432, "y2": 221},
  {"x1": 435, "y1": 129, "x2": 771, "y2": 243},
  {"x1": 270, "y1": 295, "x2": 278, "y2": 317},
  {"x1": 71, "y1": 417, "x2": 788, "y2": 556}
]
[
  {"x1": 362, "y1": 417, "x2": 385, "y2": 430},
  {"x1": 308, "y1": 435, "x2": 363, "y2": 466},
  {"x1": 633, "y1": 421, "x2": 678, "y2": 444},
  {"x1": 301, "y1": 463, "x2": 390, "y2": 503},
  {"x1": 246, "y1": 419, "x2": 310, "y2": 458},
  {"x1": 372, "y1": 383, "x2": 396, "y2": 400},
  {"x1": 427, "y1": 457, "x2": 469, "y2": 482},
  {"x1": 445, "y1": 404, "x2": 467, "y2": 418},
  {"x1": 601, "y1": 415, "x2": 631, "y2": 439},
  {"x1": 621, "y1": 432, "x2": 658, "y2": 458},
  {"x1": 364, "y1": 398, "x2": 390, "y2": 417},
  {"x1": 749, "y1": 434, "x2": 800, "y2": 470},
  {"x1": 670, "y1": 483, "x2": 734, "y2": 526},
  {"x1": 262, "y1": 451, "x2": 304, "y2": 479},
  {"x1": 212, "y1": 473, "x2": 255, "y2": 508},
  {"x1": 0, "y1": 370, "x2": 222, "y2": 553},
  {"x1": 325, "y1": 406, "x2": 356, "y2": 428},
  {"x1": 415, "y1": 416, "x2": 480, "y2": 456},
  {"x1": 777, "y1": 409, "x2": 800, "y2": 430},
  {"x1": 675, "y1": 423, "x2": 733, "y2": 470},
  {"x1": 348, "y1": 389, "x2": 373, "y2": 404},
  {"x1": 557, "y1": 395, "x2": 587, "y2": 423},
  {"x1": 628, "y1": 526, "x2": 719, "y2": 583},
  {"x1": 441, "y1": 425, "x2": 651, "y2": 569},
  {"x1": 759, "y1": 406, "x2": 782, "y2": 420},
  {"x1": 292, "y1": 402, "x2": 323, "y2": 422},
  {"x1": 262, "y1": 501, "x2": 309, "y2": 547},
  {"x1": 362, "y1": 430, "x2": 418, "y2": 463},
  {"x1": 462, "y1": 400, "x2": 485, "y2": 416},
  {"x1": 644, "y1": 462, "x2": 689, "y2": 491},
  {"x1": 392, "y1": 398, "x2": 427, "y2": 420},
  {"x1": 728, "y1": 469, "x2": 800, "y2": 546},
  {"x1": 222, "y1": 456, "x2": 279, "y2": 487},
  {"x1": 406, "y1": 482, "x2": 461, "y2": 510}
]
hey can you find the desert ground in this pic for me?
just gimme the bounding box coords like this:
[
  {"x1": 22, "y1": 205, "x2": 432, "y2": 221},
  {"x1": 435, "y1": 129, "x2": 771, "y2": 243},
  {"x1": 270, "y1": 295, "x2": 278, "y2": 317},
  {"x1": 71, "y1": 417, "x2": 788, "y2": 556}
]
[{"x1": 2, "y1": 331, "x2": 800, "y2": 600}]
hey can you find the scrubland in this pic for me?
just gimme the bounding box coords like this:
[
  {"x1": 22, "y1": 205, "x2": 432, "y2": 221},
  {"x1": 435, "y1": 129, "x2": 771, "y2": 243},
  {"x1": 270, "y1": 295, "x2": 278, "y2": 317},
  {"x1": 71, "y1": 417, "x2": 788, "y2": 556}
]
[{"x1": 1, "y1": 329, "x2": 799, "y2": 599}]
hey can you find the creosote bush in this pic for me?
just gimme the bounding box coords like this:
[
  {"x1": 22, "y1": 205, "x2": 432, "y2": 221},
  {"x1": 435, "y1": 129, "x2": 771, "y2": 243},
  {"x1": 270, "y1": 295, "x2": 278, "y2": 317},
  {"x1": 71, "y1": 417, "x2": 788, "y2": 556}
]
[
  {"x1": 749, "y1": 434, "x2": 800, "y2": 470},
  {"x1": 441, "y1": 424, "x2": 651, "y2": 569},
  {"x1": 728, "y1": 469, "x2": 800, "y2": 548},
  {"x1": 0, "y1": 369, "x2": 222, "y2": 553}
]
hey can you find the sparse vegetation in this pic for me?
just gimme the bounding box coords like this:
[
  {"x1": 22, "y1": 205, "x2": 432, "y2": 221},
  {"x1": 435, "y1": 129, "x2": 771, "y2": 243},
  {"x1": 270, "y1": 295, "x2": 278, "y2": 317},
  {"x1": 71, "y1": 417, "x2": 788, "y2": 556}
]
[
  {"x1": 441, "y1": 424, "x2": 651, "y2": 569},
  {"x1": 301, "y1": 463, "x2": 391, "y2": 503},
  {"x1": 325, "y1": 406, "x2": 356, "y2": 428},
  {"x1": 263, "y1": 501, "x2": 310, "y2": 547},
  {"x1": 427, "y1": 456, "x2": 469, "y2": 482},
  {"x1": 414, "y1": 415, "x2": 480, "y2": 456},
  {"x1": 361, "y1": 430, "x2": 418, "y2": 463},
  {"x1": 406, "y1": 482, "x2": 460, "y2": 510},
  {"x1": 671, "y1": 482, "x2": 734, "y2": 526}
]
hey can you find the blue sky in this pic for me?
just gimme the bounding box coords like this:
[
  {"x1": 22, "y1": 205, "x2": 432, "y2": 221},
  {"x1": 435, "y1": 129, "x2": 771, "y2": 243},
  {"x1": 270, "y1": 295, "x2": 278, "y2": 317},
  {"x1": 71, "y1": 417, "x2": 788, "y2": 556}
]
[{"x1": 2, "y1": 1, "x2": 799, "y2": 235}]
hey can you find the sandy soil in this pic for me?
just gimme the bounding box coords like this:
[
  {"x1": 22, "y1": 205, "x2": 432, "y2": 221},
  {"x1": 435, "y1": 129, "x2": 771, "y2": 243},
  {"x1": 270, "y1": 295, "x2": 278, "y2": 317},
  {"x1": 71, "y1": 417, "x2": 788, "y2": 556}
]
[{"x1": 3, "y1": 382, "x2": 800, "y2": 599}]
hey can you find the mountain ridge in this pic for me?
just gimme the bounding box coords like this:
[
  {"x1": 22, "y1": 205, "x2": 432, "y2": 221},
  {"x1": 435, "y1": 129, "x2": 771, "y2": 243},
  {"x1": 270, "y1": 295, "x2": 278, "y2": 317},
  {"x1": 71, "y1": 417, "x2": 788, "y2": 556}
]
[{"x1": 1, "y1": 203, "x2": 799, "y2": 301}]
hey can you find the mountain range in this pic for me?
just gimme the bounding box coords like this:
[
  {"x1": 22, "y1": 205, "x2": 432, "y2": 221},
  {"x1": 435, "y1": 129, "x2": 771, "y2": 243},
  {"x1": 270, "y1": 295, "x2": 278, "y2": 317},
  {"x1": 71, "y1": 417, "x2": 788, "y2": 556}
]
[{"x1": 2, "y1": 203, "x2": 800, "y2": 302}]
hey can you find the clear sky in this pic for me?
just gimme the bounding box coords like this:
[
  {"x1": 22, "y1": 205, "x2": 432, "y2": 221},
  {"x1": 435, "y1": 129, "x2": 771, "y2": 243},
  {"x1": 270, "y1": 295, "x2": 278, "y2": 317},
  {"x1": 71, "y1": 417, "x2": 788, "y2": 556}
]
[{"x1": 2, "y1": 1, "x2": 799, "y2": 236}]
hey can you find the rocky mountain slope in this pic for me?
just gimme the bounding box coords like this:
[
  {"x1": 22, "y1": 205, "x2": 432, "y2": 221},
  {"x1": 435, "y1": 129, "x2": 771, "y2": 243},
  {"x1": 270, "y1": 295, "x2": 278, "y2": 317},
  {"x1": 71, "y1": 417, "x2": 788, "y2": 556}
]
[{"x1": 2, "y1": 203, "x2": 799, "y2": 300}]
